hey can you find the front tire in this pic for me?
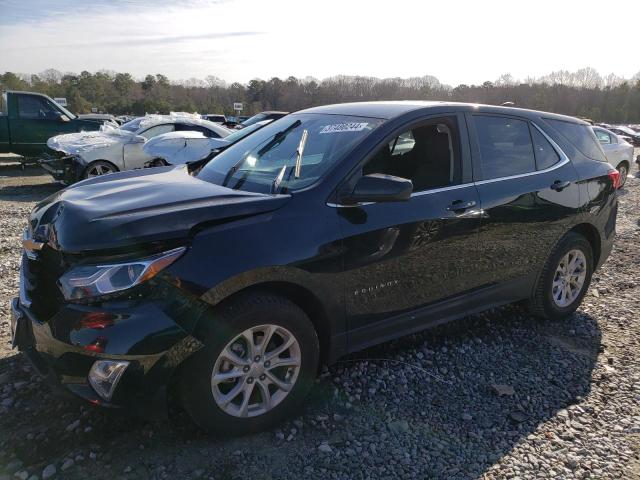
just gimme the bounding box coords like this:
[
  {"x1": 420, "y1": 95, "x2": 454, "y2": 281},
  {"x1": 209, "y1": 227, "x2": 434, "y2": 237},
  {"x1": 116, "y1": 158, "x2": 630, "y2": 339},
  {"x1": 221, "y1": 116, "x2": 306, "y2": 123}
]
[
  {"x1": 529, "y1": 232, "x2": 594, "y2": 320},
  {"x1": 179, "y1": 294, "x2": 319, "y2": 435},
  {"x1": 83, "y1": 160, "x2": 119, "y2": 179}
]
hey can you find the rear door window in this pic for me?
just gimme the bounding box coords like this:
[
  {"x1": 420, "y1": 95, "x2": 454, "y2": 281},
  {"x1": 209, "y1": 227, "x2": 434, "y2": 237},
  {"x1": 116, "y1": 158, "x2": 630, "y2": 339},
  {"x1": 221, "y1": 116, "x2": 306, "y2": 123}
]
[
  {"x1": 546, "y1": 119, "x2": 606, "y2": 161},
  {"x1": 473, "y1": 115, "x2": 535, "y2": 179}
]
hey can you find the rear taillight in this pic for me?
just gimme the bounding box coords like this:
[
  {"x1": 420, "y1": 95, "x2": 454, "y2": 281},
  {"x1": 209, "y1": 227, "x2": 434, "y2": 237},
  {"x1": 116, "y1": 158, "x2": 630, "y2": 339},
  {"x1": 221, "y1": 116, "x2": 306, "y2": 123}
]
[{"x1": 608, "y1": 169, "x2": 621, "y2": 189}]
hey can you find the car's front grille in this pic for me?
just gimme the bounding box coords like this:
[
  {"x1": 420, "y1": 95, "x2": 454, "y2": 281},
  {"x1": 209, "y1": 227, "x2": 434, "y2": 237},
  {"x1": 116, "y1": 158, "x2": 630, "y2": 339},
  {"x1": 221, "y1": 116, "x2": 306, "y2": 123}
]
[{"x1": 21, "y1": 249, "x2": 66, "y2": 321}]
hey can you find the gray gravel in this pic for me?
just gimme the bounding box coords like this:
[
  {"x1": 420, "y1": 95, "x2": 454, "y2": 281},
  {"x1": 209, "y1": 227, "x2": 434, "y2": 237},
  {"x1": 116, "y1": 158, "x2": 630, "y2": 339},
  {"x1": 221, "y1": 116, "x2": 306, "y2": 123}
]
[{"x1": 1, "y1": 157, "x2": 639, "y2": 480}]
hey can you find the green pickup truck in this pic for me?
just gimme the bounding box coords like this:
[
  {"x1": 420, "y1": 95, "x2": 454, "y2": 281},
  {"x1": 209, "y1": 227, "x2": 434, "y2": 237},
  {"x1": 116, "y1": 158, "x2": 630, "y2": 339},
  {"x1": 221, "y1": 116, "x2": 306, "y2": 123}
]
[{"x1": 0, "y1": 90, "x2": 104, "y2": 159}]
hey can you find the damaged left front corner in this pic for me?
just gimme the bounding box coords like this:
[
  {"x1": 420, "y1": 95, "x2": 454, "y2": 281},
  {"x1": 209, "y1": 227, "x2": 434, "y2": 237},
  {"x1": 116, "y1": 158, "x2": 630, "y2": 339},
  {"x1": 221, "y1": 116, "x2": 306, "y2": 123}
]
[{"x1": 38, "y1": 155, "x2": 84, "y2": 184}]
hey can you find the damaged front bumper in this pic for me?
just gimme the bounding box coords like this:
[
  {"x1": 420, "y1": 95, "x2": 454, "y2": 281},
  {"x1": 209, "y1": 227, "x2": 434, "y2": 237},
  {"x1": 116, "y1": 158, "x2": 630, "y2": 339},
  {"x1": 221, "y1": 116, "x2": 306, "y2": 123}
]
[
  {"x1": 38, "y1": 155, "x2": 83, "y2": 184},
  {"x1": 10, "y1": 294, "x2": 204, "y2": 420}
]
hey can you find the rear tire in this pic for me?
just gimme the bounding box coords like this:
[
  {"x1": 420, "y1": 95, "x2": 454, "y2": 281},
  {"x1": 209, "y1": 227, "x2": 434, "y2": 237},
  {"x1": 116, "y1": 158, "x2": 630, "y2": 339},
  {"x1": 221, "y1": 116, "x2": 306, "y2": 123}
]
[
  {"x1": 529, "y1": 232, "x2": 594, "y2": 320},
  {"x1": 179, "y1": 294, "x2": 319, "y2": 435}
]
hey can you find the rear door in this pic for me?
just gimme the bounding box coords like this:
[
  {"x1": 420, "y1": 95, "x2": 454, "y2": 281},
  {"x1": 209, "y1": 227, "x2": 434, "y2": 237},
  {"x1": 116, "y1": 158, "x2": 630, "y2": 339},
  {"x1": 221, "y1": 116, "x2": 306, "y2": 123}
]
[
  {"x1": 338, "y1": 114, "x2": 483, "y2": 343},
  {"x1": 468, "y1": 114, "x2": 581, "y2": 291}
]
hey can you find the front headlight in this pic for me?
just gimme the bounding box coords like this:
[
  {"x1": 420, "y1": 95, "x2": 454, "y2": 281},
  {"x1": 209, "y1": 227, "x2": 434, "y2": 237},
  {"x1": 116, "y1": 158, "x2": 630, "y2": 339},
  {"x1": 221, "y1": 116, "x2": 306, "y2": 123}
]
[{"x1": 58, "y1": 247, "x2": 185, "y2": 300}]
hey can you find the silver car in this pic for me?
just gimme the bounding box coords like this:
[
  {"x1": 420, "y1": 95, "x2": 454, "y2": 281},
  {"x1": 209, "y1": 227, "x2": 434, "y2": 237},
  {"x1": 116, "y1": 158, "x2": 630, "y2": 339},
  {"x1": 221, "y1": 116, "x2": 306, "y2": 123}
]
[
  {"x1": 592, "y1": 126, "x2": 634, "y2": 187},
  {"x1": 45, "y1": 114, "x2": 230, "y2": 182}
]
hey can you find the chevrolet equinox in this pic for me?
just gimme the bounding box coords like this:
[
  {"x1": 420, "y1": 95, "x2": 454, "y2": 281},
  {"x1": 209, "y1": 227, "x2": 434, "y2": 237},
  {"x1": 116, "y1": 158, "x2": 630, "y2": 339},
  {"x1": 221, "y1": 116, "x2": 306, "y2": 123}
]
[{"x1": 11, "y1": 102, "x2": 619, "y2": 434}]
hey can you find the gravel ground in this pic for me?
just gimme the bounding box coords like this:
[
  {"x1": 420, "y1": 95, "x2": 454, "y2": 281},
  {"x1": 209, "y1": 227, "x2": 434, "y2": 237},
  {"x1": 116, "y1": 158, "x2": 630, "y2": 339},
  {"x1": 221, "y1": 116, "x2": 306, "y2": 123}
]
[{"x1": 0, "y1": 157, "x2": 639, "y2": 480}]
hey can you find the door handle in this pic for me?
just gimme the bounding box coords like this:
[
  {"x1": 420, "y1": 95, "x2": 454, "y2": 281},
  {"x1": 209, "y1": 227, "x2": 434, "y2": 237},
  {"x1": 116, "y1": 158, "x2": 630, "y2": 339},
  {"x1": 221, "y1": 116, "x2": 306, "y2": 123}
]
[
  {"x1": 550, "y1": 180, "x2": 571, "y2": 191},
  {"x1": 446, "y1": 199, "x2": 476, "y2": 212}
]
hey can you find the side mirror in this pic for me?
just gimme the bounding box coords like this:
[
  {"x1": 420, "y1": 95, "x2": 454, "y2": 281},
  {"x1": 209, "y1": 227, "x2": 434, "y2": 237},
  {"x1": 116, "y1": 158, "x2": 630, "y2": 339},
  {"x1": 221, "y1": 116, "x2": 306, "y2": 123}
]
[
  {"x1": 51, "y1": 111, "x2": 69, "y2": 122},
  {"x1": 131, "y1": 135, "x2": 146, "y2": 144},
  {"x1": 340, "y1": 174, "x2": 413, "y2": 204}
]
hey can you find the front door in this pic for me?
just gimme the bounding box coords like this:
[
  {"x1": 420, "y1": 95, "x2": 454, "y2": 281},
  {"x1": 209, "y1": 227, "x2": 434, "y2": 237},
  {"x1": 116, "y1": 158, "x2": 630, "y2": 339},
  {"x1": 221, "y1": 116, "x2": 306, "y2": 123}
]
[
  {"x1": 123, "y1": 123, "x2": 175, "y2": 169},
  {"x1": 337, "y1": 115, "x2": 483, "y2": 343},
  {"x1": 10, "y1": 94, "x2": 77, "y2": 157}
]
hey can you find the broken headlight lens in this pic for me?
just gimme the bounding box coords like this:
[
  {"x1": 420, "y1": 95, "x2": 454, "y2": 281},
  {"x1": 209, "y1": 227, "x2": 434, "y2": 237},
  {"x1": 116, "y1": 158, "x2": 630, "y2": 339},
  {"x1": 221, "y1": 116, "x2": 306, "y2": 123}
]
[{"x1": 58, "y1": 247, "x2": 185, "y2": 300}]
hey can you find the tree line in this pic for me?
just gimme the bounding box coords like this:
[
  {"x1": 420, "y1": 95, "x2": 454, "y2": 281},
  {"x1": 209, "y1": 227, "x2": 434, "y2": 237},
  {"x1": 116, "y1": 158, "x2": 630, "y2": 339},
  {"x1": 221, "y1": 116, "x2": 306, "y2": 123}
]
[{"x1": 2, "y1": 67, "x2": 639, "y2": 123}]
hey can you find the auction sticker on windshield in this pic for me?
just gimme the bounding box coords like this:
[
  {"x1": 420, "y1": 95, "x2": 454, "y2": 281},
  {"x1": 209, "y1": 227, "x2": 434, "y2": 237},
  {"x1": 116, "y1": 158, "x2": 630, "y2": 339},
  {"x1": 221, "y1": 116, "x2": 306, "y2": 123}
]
[{"x1": 319, "y1": 122, "x2": 369, "y2": 134}]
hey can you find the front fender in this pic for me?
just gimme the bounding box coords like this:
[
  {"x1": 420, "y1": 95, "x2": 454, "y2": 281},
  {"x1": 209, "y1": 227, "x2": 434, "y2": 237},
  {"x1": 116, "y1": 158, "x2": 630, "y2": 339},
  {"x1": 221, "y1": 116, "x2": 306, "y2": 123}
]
[
  {"x1": 196, "y1": 266, "x2": 347, "y2": 363},
  {"x1": 200, "y1": 265, "x2": 329, "y2": 307}
]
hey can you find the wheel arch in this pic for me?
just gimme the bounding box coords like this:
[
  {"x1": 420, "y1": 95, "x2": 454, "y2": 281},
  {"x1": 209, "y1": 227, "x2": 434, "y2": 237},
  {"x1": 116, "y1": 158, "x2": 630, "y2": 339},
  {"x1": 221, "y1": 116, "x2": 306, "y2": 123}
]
[
  {"x1": 616, "y1": 159, "x2": 630, "y2": 169},
  {"x1": 568, "y1": 223, "x2": 601, "y2": 267},
  {"x1": 201, "y1": 279, "x2": 335, "y2": 366}
]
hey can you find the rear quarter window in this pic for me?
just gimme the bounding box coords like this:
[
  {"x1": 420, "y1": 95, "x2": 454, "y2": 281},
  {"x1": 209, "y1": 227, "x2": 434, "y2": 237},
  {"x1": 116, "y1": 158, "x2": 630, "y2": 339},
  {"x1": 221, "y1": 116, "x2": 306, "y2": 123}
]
[
  {"x1": 545, "y1": 119, "x2": 606, "y2": 162},
  {"x1": 530, "y1": 127, "x2": 561, "y2": 170}
]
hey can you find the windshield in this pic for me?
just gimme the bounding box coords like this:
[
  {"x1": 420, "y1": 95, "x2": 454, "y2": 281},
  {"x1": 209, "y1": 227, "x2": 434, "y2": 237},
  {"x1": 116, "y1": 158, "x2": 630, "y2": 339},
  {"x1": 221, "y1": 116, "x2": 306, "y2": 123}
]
[
  {"x1": 120, "y1": 117, "x2": 144, "y2": 132},
  {"x1": 48, "y1": 97, "x2": 76, "y2": 119},
  {"x1": 198, "y1": 113, "x2": 384, "y2": 193},
  {"x1": 223, "y1": 121, "x2": 270, "y2": 144}
]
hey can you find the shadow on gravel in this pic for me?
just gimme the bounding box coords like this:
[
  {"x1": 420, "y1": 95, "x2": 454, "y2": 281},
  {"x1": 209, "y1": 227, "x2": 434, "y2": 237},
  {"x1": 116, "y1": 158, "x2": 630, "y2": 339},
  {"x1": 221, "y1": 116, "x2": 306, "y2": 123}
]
[
  {"x1": 0, "y1": 164, "x2": 64, "y2": 202},
  {"x1": 301, "y1": 305, "x2": 602, "y2": 478},
  {"x1": 0, "y1": 305, "x2": 601, "y2": 479},
  {"x1": 0, "y1": 182, "x2": 64, "y2": 202}
]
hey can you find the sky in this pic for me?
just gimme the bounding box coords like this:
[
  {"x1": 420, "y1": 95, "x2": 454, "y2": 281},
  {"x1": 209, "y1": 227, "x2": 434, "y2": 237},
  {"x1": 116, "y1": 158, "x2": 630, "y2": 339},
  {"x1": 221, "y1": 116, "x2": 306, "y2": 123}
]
[{"x1": 0, "y1": 0, "x2": 638, "y2": 86}]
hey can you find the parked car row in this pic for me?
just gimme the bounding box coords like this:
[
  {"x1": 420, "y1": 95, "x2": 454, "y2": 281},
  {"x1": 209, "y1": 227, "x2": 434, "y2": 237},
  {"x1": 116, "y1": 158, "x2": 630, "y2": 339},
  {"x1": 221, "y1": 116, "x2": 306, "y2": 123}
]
[
  {"x1": 143, "y1": 119, "x2": 273, "y2": 170},
  {"x1": 596, "y1": 122, "x2": 640, "y2": 146},
  {"x1": 202, "y1": 111, "x2": 288, "y2": 130},
  {"x1": 11, "y1": 100, "x2": 620, "y2": 435},
  {"x1": 41, "y1": 113, "x2": 232, "y2": 183},
  {"x1": 0, "y1": 89, "x2": 284, "y2": 173}
]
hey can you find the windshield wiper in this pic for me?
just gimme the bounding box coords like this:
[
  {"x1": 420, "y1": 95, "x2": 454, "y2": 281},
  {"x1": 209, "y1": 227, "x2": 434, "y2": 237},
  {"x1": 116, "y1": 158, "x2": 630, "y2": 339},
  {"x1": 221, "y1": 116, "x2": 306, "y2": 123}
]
[
  {"x1": 257, "y1": 120, "x2": 301, "y2": 156},
  {"x1": 271, "y1": 128, "x2": 308, "y2": 193},
  {"x1": 222, "y1": 120, "x2": 301, "y2": 188},
  {"x1": 294, "y1": 129, "x2": 308, "y2": 179}
]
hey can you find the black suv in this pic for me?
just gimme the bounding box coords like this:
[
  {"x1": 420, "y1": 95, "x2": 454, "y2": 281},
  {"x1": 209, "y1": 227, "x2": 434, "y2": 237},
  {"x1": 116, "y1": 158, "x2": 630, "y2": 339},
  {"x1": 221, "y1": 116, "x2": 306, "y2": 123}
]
[{"x1": 11, "y1": 102, "x2": 619, "y2": 434}]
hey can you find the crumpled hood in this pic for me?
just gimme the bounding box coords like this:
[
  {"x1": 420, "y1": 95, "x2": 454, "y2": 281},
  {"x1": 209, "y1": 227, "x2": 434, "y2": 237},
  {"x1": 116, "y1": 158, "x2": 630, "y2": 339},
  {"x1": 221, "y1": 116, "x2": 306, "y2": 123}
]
[
  {"x1": 47, "y1": 124, "x2": 134, "y2": 155},
  {"x1": 29, "y1": 165, "x2": 290, "y2": 253}
]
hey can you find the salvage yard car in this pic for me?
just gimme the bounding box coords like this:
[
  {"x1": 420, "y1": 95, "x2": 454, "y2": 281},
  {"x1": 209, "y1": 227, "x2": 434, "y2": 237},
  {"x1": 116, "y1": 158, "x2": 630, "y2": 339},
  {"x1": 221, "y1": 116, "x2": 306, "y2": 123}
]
[
  {"x1": 11, "y1": 101, "x2": 618, "y2": 435},
  {"x1": 142, "y1": 119, "x2": 273, "y2": 167},
  {"x1": 607, "y1": 126, "x2": 640, "y2": 146},
  {"x1": 0, "y1": 90, "x2": 104, "y2": 160},
  {"x1": 593, "y1": 126, "x2": 635, "y2": 187},
  {"x1": 42, "y1": 113, "x2": 230, "y2": 183}
]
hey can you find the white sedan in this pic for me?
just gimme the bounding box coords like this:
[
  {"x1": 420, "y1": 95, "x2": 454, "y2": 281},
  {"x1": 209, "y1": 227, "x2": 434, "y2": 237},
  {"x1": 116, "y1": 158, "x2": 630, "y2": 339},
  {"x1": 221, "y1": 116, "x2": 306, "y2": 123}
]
[
  {"x1": 592, "y1": 126, "x2": 635, "y2": 187},
  {"x1": 142, "y1": 120, "x2": 273, "y2": 166},
  {"x1": 44, "y1": 113, "x2": 230, "y2": 182}
]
